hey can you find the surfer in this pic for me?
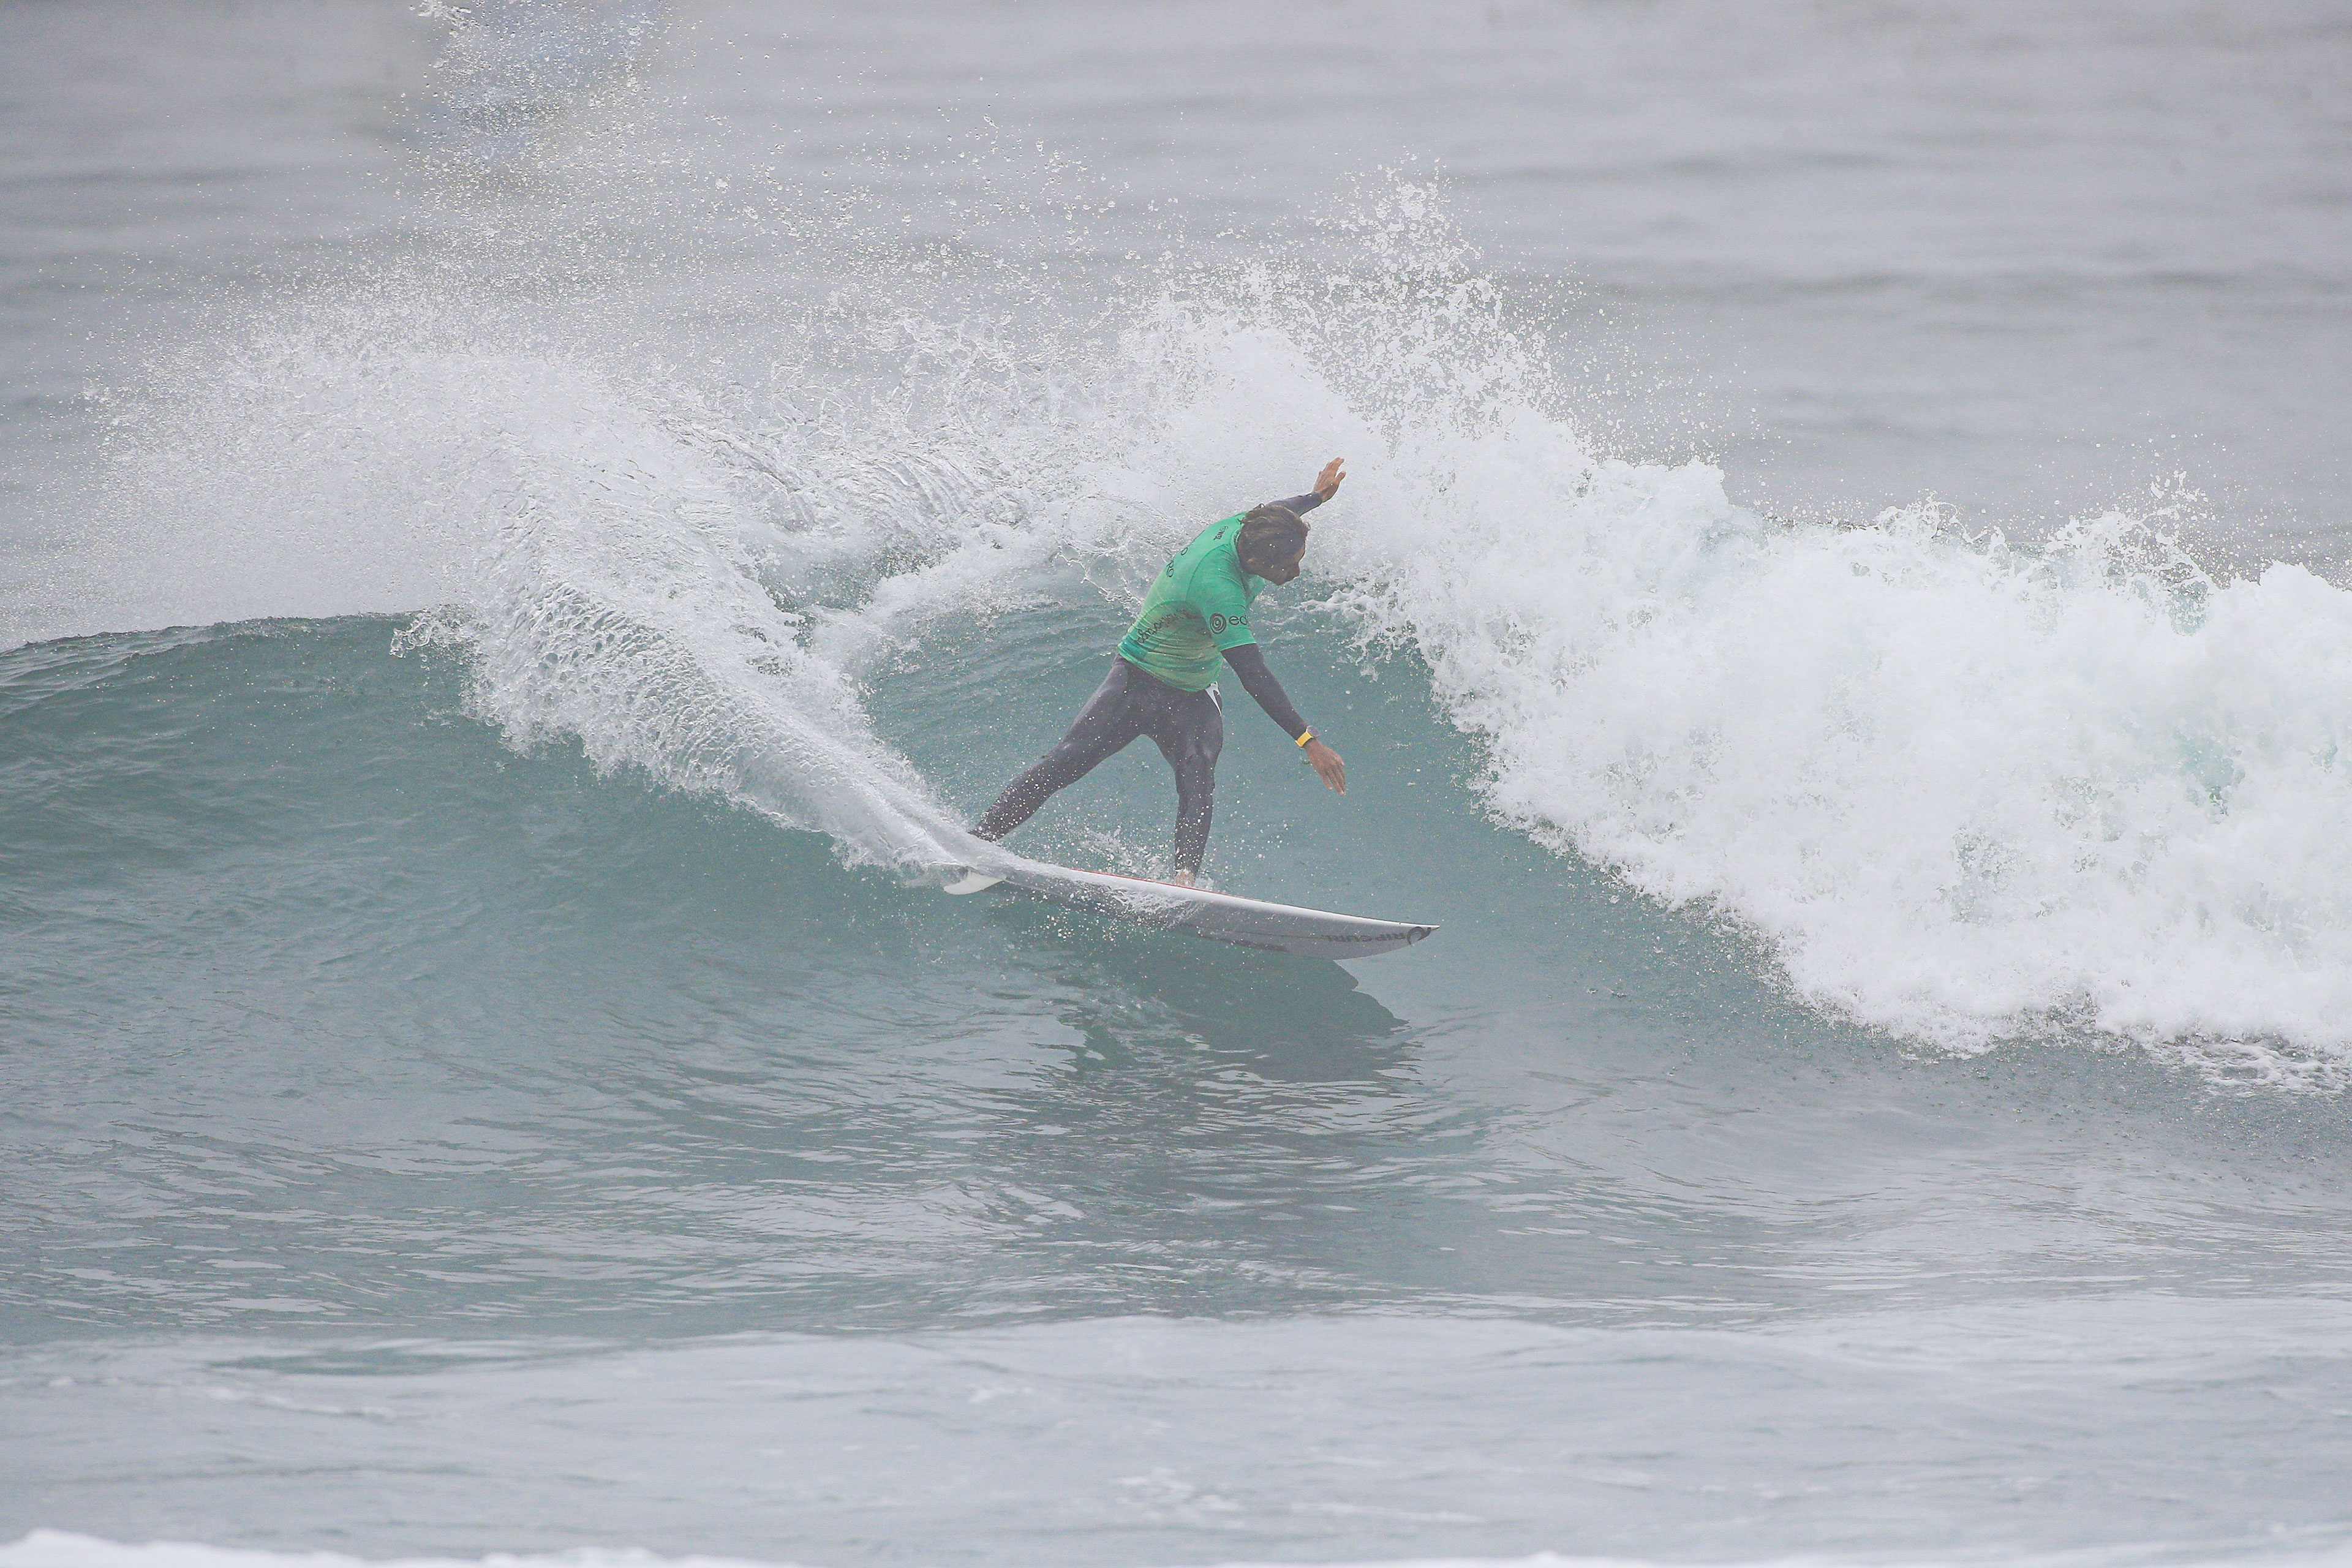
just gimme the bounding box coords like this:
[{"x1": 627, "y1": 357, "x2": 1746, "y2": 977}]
[{"x1": 971, "y1": 459, "x2": 1352, "y2": 886}]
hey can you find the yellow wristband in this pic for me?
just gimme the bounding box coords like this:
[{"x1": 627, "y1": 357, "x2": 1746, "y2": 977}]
[{"x1": 1296, "y1": 730, "x2": 1315, "y2": 748}]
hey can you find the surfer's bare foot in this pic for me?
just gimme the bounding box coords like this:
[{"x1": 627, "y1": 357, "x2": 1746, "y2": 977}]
[{"x1": 1170, "y1": 870, "x2": 1198, "y2": 888}]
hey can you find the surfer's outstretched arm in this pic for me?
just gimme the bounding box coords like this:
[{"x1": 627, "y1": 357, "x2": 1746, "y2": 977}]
[
  {"x1": 1219, "y1": 644, "x2": 1308, "y2": 739},
  {"x1": 1263, "y1": 456, "x2": 1343, "y2": 520},
  {"x1": 1299, "y1": 456, "x2": 1346, "y2": 508},
  {"x1": 1219, "y1": 644, "x2": 1346, "y2": 795},
  {"x1": 1213, "y1": 456, "x2": 1349, "y2": 796}
]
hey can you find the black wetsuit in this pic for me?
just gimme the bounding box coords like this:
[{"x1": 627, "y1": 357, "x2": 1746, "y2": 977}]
[{"x1": 972, "y1": 493, "x2": 1321, "y2": 876}]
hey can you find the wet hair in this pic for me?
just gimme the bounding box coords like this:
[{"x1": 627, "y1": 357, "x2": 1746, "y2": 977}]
[{"x1": 1235, "y1": 504, "x2": 1310, "y2": 574}]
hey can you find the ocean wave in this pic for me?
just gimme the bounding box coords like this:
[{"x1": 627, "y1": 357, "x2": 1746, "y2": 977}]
[
  {"x1": 40, "y1": 182, "x2": 2352, "y2": 1065},
  {"x1": 1096, "y1": 196, "x2": 2352, "y2": 1061}
]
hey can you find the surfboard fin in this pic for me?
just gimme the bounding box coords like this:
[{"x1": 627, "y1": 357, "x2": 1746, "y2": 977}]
[{"x1": 940, "y1": 870, "x2": 1004, "y2": 895}]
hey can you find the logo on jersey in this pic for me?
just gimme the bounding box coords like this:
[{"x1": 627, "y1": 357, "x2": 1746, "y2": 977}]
[{"x1": 1208, "y1": 614, "x2": 1227, "y2": 633}]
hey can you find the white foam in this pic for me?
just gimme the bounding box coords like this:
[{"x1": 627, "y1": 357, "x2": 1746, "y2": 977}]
[
  {"x1": 1076, "y1": 198, "x2": 2352, "y2": 1065},
  {"x1": 0, "y1": 1538, "x2": 815, "y2": 1568},
  {"x1": 1320, "y1": 415, "x2": 2352, "y2": 1055},
  {"x1": 11, "y1": 1532, "x2": 2352, "y2": 1568},
  {"x1": 42, "y1": 183, "x2": 2352, "y2": 1064},
  {"x1": 28, "y1": 328, "x2": 1003, "y2": 873}
]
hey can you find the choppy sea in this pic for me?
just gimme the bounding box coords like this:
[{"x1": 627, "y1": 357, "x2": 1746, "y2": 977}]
[{"x1": 6, "y1": 4, "x2": 2351, "y2": 1568}]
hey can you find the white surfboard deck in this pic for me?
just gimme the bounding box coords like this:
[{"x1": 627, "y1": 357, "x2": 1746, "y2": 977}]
[{"x1": 941, "y1": 858, "x2": 1435, "y2": 959}]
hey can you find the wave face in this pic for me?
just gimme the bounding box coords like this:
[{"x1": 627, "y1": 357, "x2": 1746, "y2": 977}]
[{"x1": 29, "y1": 179, "x2": 2347, "y2": 1066}]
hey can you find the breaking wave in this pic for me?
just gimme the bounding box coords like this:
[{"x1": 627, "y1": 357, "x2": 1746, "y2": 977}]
[{"x1": 31, "y1": 179, "x2": 2352, "y2": 1065}]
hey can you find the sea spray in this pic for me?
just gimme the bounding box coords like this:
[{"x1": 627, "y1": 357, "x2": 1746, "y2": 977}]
[
  {"x1": 1084, "y1": 192, "x2": 2352, "y2": 1061},
  {"x1": 59, "y1": 165, "x2": 2352, "y2": 1064},
  {"x1": 388, "y1": 373, "x2": 973, "y2": 873}
]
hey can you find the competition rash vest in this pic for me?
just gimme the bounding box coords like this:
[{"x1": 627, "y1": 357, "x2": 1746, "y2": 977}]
[{"x1": 1117, "y1": 492, "x2": 1324, "y2": 693}]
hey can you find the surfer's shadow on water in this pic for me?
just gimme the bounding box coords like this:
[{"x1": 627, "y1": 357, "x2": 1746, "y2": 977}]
[
  {"x1": 936, "y1": 909, "x2": 1487, "y2": 1294},
  {"x1": 979, "y1": 900, "x2": 1414, "y2": 1080}
]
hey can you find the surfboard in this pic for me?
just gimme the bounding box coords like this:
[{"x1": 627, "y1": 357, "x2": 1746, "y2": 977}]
[{"x1": 940, "y1": 858, "x2": 1436, "y2": 959}]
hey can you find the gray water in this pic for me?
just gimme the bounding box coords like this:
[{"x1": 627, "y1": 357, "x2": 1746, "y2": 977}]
[{"x1": 4, "y1": 4, "x2": 2351, "y2": 1568}]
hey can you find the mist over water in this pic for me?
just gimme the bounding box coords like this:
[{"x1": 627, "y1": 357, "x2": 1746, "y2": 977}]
[{"x1": 4, "y1": 4, "x2": 2351, "y2": 1567}]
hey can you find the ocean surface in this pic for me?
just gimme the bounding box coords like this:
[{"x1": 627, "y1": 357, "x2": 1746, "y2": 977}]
[{"x1": 4, "y1": 3, "x2": 2351, "y2": 1567}]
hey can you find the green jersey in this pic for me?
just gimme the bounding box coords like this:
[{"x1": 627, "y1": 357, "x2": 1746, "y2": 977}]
[{"x1": 1118, "y1": 514, "x2": 1268, "y2": 692}]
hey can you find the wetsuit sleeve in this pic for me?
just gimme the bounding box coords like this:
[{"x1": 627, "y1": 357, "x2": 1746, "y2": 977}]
[
  {"x1": 1273, "y1": 492, "x2": 1325, "y2": 517},
  {"x1": 1220, "y1": 643, "x2": 1311, "y2": 741}
]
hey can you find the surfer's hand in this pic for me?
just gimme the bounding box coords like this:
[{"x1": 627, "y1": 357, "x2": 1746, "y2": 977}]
[
  {"x1": 1305, "y1": 737, "x2": 1346, "y2": 794},
  {"x1": 1313, "y1": 457, "x2": 1345, "y2": 500}
]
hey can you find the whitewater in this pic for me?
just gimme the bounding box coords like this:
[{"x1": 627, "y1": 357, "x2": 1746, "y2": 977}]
[
  {"x1": 23, "y1": 184, "x2": 2349, "y2": 1065},
  {"x1": 5, "y1": 2, "x2": 2350, "y2": 1566}
]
